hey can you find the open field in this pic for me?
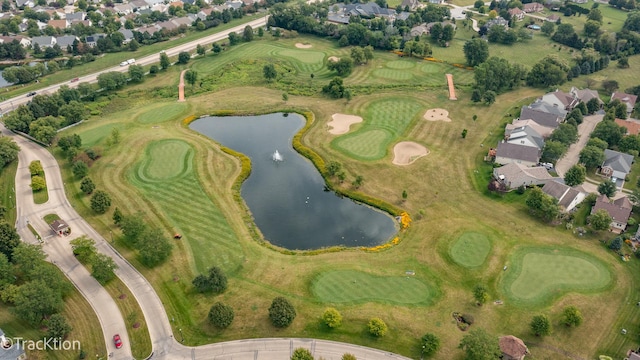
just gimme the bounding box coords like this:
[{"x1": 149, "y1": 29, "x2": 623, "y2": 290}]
[
  {"x1": 0, "y1": 161, "x2": 17, "y2": 225},
  {"x1": 449, "y1": 232, "x2": 491, "y2": 268},
  {"x1": 46, "y1": 34, "x2": 640, "y2": 359}
]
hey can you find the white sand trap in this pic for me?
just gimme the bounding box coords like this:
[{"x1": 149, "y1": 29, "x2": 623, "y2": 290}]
[
  {"x1": 423, "y1": 108, "x2": 451, "y2": 122},
  {"x1": 328, "y1": 56, "x2": 340, "y2": 62},
  {"x1": 328, "y1": 113, "x2": 363, "y2": 135},
  {"x1": 295, "y1": 43, "x2": 313, "y2": 49},
  {"x1": 392, "y1": 141, "x2": 429, "y2": 165}
]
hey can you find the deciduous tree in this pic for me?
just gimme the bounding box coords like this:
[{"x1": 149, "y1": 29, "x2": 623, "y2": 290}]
[
  {"x1": 473, "y1": 284, "x2": 489, "y2": 305},
  {"x1": 530, "y1": 315, "x2": 551, "y2": 336},
  {"x1": 564, "y1": 164, "x2": 586, "y2": 186},
  {"x1": 29, "y1": 160, "x2": 43, "y2": 176},
  {"x1": 208, "y1": 302, "x2": 234, "y2": 328},
  {"x1": 420, "y1": 333, "x2": 440, "y2": 357},
  {"x1": 463, "y1": 39, "x2": 489, "y2": 66},
  {"x1": 368, "y1": 318, "x2": 388, "y2": 337},
  {"x1": 72, "y1": 160, "x2": 89, "y2": 179},
  {"x1": 160, "y1": 52, "x2": 171, "y2": 69},
  {"x1": 90, "y1": 190, "x2": 111, "y2": 214},
  {"x1": 30, "y1": 175, "x2": 46, "y2": 191},
  {"x1": 590, "y1": 208, "x2": 612, "y2": 231},
  {"x1": 0, "y1": 222, "x2": 20, "y2": 261},
  {"x1": 46, "y1": 314, "x2": 72, "y2": 340},
  {"x1": 562, "y1": 306, "x2": 583, "y2": 327},
  {"x1": 579, "y1": 145, "x2": 605, "y2": 169},
  {"x1": 458, "y1": 329, "x2": 501, "y2": 360},
  {"x1": 91, "y1": 253, "x2": 117, "y2": 284},
  {"x1": 263, "y1": 64, "x2": 277, "y2": 81},
  {"x1": 322, "y1": 307, "x2": 342, "y2": 328},
  {"x1": 269, "y1": 296, "x2": 296, "y2": 328},
  {"x1": 598, "y1": 179, "x2": 616, "y2": 197},
  {"x1": 80, "y1": 177, "x2": 95, "y2": 195},
  {"x1": 177, "y1": 51, "x2": 191, "y2": 64}
]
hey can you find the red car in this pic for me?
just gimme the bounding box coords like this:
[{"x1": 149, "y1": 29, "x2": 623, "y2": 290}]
[
  {"x1": 113, "y1": 334, "x2": 122, "y2": 349},
  {"x1": 70, "y1": 77, "x2": 79, "y2": 82}
]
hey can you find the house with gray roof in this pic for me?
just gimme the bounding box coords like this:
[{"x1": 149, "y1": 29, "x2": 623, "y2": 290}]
[
  {"x1": 505, "y1": 125, "x2": 545, "y2": 149},
  {"x1": 85, "y1": 33, "x2": 106, "y2": 47},
  {"x1": 529, "y1": 99, "x2": 568, "y2": 118},
  {"x1": 400, "y1": 0, "x2": 421, "y2": 10},
  {"x1": 56, "y1": 35, "x2": 78, "y2": 48},
  {"x1": 591, "y1": 195, "x2": 633, "y2": 232},
  {"x1": 31, "y1": 35, "x2": 56, "y2": 48},
  {"x1": 601, "y1": 149, "x2": 634, "y2": 185},
  {"x1": 118, "y1": 29, "x2": 134, "y2": 44},
  {"x1": 570, "y1": 86, "x2": 602, "y2": 106},
  {"x1": 540, "y1": 89, "x2": 579, "y2": 111},
  {"x1": 493, "y1": 162, "x2": 553, "y2": 189},
  {"x1": 542, "y1": 179, "x2": 586, "y2": 212},
  {"x1": 65, "y1": 12, "x2": 85, "y2": 21},
  {"x1": 520, "y1": 106, "x2": 563, "y2": 128},
  {"x1": 495, "y1": 142, "x2": 541, "y2": 167},
  {"x1": 506, "y1": 119, "x2": 555, "y2": 138},
  {"x1": 15, "y1": 0, "x2": 34, "y2": 7},
  {"x1": 0, "y1": 328, "x2": 26, "y2": 360}
]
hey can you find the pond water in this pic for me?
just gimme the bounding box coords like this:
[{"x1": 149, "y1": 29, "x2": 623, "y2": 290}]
[{"x1": 190, "y1": 113, "x2": 398, "y2": 250}]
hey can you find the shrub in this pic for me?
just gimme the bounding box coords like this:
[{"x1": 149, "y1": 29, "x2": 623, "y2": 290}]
[
  {"x1": 30, "y1": 176, "x2": 46, "y2": 191},
  {"x1": 368, "y1": 318, "x2": 388, "y2": 337},
  {"x1": 322, "y1": 307, "x2": 343, "y2": 328},
  {"x1": 461, "y1": 314, "x2": 475, "y2": 325},
  {"x1": 193, "y1": 266, "x2": 228, "y2": 293},
  {"x1": 341, "y1": 354, "x2": 356, "y2": 360},
  {"x1": 90, "y1": 190, "x2": 111, "y2": 214},
  {"x1": 291, "y1": 348, "x2": 313, "y2": 360},
  {"x1": 72, "y1": 160, "x2": 89, "y2": 179},
  {"x1": 420, "y1": 333, "x2": 440, "y2": 357},
  {"x1": 269, "y1": 297, "x2": 296, "y2": 328},
  {"x1": 208, "y1": 302, "x2": 234, "y2": 329}
]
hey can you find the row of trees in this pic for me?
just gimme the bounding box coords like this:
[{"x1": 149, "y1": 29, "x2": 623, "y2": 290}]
[
  {"x1": 118, "y1": 213, "x2": 173, "y2": 267},
  {"x1": 70, "y1": 236, "x2": 118, "y2": 284}
]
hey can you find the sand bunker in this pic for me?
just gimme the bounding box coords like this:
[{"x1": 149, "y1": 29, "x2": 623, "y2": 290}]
[
  {"x1": 295, "y1": 43, "x2": 313, "y2": 49},
  {"x1": 392, "y1": 142, "x2": 429, "y2": 165},
  {"x1": 328, "y1": 56, "x2": 340, "y2": 62},
  {"x1": 328, "y1": 113, "x2": 363, "y2": 135},
  {"x1": 423, "y1": 108, "x2": 451, "y2": 122}
]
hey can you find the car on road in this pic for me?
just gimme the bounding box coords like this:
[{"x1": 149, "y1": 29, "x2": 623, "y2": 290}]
[
  {"x1": 26, "y1": 91, "x2": 36, "y2": 97},
  {"x1": 71, "y1": 77, "x2": 79, "y2": 82},
  {"x1": 113, "y1": 334, "x2": 122, "y2": 349}
]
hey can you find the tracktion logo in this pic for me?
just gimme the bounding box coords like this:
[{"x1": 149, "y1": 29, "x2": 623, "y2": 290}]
[{"x1": 2, "y1": 337, "x2": 81, "y2": 351}]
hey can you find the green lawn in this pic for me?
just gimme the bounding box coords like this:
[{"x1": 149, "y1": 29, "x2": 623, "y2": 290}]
[
  {"x1": 0, "y1": 161, "x2": 17, "y2": 225},
  {"x1": 44, "y1": 213, "x2": 60, "y2": 224},
  {"x1": 136, "y1": 102, "x2": 189, "y2": 124},
  {"x1": 449, "y1": 232, "x2": 492, "y2": 268},
  {"x1": 32, "y1": 170, "x2": 49, "y2": 204}
]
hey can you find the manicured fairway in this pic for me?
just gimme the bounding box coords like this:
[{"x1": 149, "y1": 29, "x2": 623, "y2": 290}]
[
  {"x1": 136, "y1": 102, "x2": 189, "y2": 124},
  {"x1": 449, "y1": 232, "x2": 491, "y2": 268},
  {"x1": 81, "y1": 122, "x2": 123, "y2": 147},
  {"x1": 502, "y1": 247, "x2": 612, "y2": 306},
  {"x1": 129, "y1": 139, "x2": 243, "y2": 272},
  {"x1": 311, "y1": 270, "x2": 434, "y2": 305},
  {"x1": 331, "y1": 98, "x2": 424, "y2": 160}
]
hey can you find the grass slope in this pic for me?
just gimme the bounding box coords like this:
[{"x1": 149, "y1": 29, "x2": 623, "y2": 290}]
[{"x1": 449, "y1": 232, "x2": 491, "y2": 268}]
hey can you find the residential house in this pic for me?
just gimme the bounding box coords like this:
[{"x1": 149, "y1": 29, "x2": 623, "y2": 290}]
[
  {"x1": 327, "y1": 2, "x2": 398, "y2": 25},
  {"x1": 505, "y1": 125, "x2": 545, "y2": 149},
  {"x1": 85, "y1": 33, "x2": 106, "y2": 47},
  {"x1": 601, "y1": 149, "x2": 634, "y2": 185},
  {"x1": 47, "y1": 19, "x2": 69, "y2": 29},
  {"x1": 428, "y1": 0, "x2": 445, "y2": 4},
  {"x1": 145, "y1": 0, "x2": 165, "y2": 5},
  {"x1": 570, "y1": 86, "x2": 602, "y2": 106},
  {"x1": 570, "y1": 0, "x2": 588, "y2": 3},
  {"x1": 520, "y1": 106, "x2": 563, "y2": 128},
  {"x1": 118, "y1": 29, "x2": 134, "y2": 44},
  {"x1": 541, "y1": 89, "x2": 579, "y2": 111},
  {"x1": 400, "y1": 0, "x2": 421, "y2": 11},
  {"x1": 615, "y1": 118, "x2": 640, "y2": 135},
  {"x1": 611, "y1": 92, "x2": 638, "y2": 114},
  {"x1": 493, "y1": 162, "x2": 553, "y2": 189},
  {"x1": 628, "y1": 351, "x2": 640, "y2": 360},
  {"x1": 523, "y1": 2, "x2": 543, "y2": 12},
  {"x1": 31, "y1": 35, "x2": 56, "y2": 48},
  {"x1": 65, "y1": 12, "x2": 85, "y2": 22},
  {"x1": 56, "y1": 35, "x2": 78, "y2": 48},
  {"x1": 131, "y1": 0, "x2": 150, "y2": 10},
  {"x1": 546, "y1": 14, "x2": 560, "y2": 22},
  {"x1": 499, "y1": 335, "x2": 529, "y2": 360},
  {"x1": 542, "y1": 180, "x2": 586, "y2": 212},
  {"x1": 506, "y1": 119, "x2": 555, "y2": 138},
  {"x1": 528, "y1": 99, "x2": 568, "y2": 118},
  {"x1": 0, "y1": 328, "x2": 27, "y2": 360},
  {"x1": 15, "y1": 0, "x2": 35, "y2": 7},
  {"x1": 591, "y1": 195, "x2": 633, "y2": 232},
  {"x1": 508, "y1": 7, "x2": 525, "y2": 21},
  {"x1": 197, "y1": 7, "x2": 214, "y2": 20},
  {"x1": 113, "y1": 3, "x2": 134, "y2": 15},
  {"x1": 410, "y1": 24, "x2": 430, "y2": 37},
  {"x1": 495, "y1": 142, "x2": 542, "y2": 167},
  {"x1": 137, "y1": 25, "x2": 160, "y2": 35},
  {"x1": 0, "y1": 35, "x2": 31, "y2": 47},
  {"x1": 169, "y1": 0, "x2": 184, "y2": 7},
  {"x1": 485, "y1": 16, "x2": 509, "y2": 28}
]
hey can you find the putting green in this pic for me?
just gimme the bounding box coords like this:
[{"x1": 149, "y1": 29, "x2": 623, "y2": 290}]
[
  {"x1": 312, "y1": 270, "x2": 434, "y2": 305},
  {"x1": 419, "y1": 63, "x2": 441, "y2": 74},
  {"x1": 138, "y1": 140, "x2": 191, "y2": 181},
  {"x1": 331, "y1": 98, "x2": 423, "y2": 161},
  {"x1": 386, "y1": 60, "x2": 415, "y2": 69},
  {"x1": 136, "y1": 102, "x2": 188, "y2": 124},
  {"x1": 449, "y1": 232, "x2": 491, "y2": 268},
  {"x1": 502, "y1": 247, "x2": 612, "y2": 306}
]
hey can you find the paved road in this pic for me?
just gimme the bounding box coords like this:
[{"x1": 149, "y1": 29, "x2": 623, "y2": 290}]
[
  {"x1": 555, "y1": 114, "x2": 603, "y2": 178},
  {"x1": 448, "y1": 4, "x2": 480, "y2": 31}
]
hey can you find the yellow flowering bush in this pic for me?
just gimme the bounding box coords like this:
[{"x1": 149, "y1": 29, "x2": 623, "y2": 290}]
[
  {"x1": 181, "y1": 115, "x2": 198, "y2": 126},
  {"x1": 400, "y1": 212, "x2": 412, "y2": 230}
]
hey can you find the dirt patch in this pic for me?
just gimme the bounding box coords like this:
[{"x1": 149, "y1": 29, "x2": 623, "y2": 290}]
[
  {"x1": 392, "y1": 141, "x2": 429, "y2": 165},
  {"x1": 328, "y1": 113, "x2": 363, "y2": 135},
  {"x1": 328, "y1": 56, "x2": 340, "y2": 62},
  {"x1": 423, "y1": 108, "x2": 451, "y2": 122},
  {"x1": 295, "y1": 43, "x2": 313, "y2": 49}
]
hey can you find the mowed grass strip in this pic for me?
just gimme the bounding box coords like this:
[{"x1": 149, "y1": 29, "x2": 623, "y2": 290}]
[
  {"x1": 449, "y1": 232, "x2": 491, "y2": 268},
  {"x1": 332, "y1": 98, "x2": 424, "y2": 160},
  {"x1": 129, "y1": 139, "x2": 243, "y2": 273},
  {"x1": 502, "y1": 247, "x2": 612, "y2": 306},
  {"x1": 311, "y1": 270, "x2": 434, "y2": 305},
  {"x1": 136, "y1": 102, "x2": 189, "y2": 124}
]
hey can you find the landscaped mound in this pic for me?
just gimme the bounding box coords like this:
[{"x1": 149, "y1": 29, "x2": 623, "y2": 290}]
[
  {"x1": 392, "y1": 141, "x2": 428, "y2": 165},
  {"x1": 328, "y1": 56, "x2": 340, "y2": 62},
  {"x1": 449, "y1": 232, "x2": 491, "y2": 268},
  {"x1": 311, "y1": 270, "x2": 434, "y2": 305},
  {"x1": 423, "y1": 108, "x2": 451, "y2": 122},
  {"x1": 327, "y1": 114, "x2": 363, "y2": 135},
  {"x1": 295, "y1": 42, "x2": 313, "y2": 49},
  {"x1": 502, "y1": 247, "x2": 612, "y2": 306}
]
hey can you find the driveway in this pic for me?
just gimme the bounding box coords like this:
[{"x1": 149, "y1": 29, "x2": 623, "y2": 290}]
[{"x1": 554, "y1": 114, "x2": 603, "y2": 178}]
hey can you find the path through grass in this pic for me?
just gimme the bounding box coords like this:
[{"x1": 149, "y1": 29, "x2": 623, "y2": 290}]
[{"x1": 450, "y1": 232, "x2": 491, "y2": 268}]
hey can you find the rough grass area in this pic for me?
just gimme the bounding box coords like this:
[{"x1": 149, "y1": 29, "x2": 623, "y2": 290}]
[
  {"x1": 0, "y1": 161, "x2": 17, "y2": 225},
  {"x1": 136, "y1": 102, "x2": 189, "y2": 124},
  {"x1": 449, "y1": 232, "x2": 491, "y2": 268},
  {"x1": 502, "y1": 247, "x2": 612, "y2": 306},
  {"x1": 311, "y1": 270, "x2": 435, "y2": 305}
]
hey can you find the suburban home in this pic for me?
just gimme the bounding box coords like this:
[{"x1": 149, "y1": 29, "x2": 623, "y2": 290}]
[
  {"x1": 16, "y1": 0, "x2": 35, "y2": 7},
  {"x1": 131, "y1": 0, "x2": 151, "y2": 10},
  {"x1": 485, "y1": 17, "x2": 509, "y2": 28},
  {"x1": 0, "y1": 36, "x2": 31, "y2": 47},
  {"x1": 56, "y1": 35, "x2": 78, "y2": 49},
  {"x1": 520, "y1": 106, "x2": 564, "y2": 128},
  {"x1": 327, "y1": 2, "x2": 399, "y2": 25},
  {"x1": 31, "y1": 35, "x2": 56, "y2": 48},
  {"x1": 528, "y1": 99, "x2": 568, "y2": 118},
  {"x1": 0, "y1": 328, "x2": 27, "y2": 360},
  {"x1": 428, "y1": 0, "x2": 445, "y2": 3},
  {"x1": 506, "y1": 119, "x2": 555, "y2": 138},
  {"x1": 615, "y1": 118, "x2": 640, "y2": 135},
  {"x1": 508, "y1": 7, "x2": 525, "y2": 20},
  {"x1": 523, "y1": 2, "x2": 543, "y2": 12},
  {"x1": 600, "y1": 149, "x2": 634, "y2": 185},
  {"x1": 196, "y1": 7, "x2": 215, "y2": 20},
  {"x1": 410, "y1": 24, "x2": 430, "y2": 37},
  {"x1": 540, "y1": 89, "x2": 579, "y2": 111},
  {"x1": 546, "y1": 14, "x2": 560, "y2": 22},
  {"x1": 118, "y1": 29, "x2": 135, "y2": 44},
  {"x1": 113, "y1": 3, "x2": 134, "y2": 15},
  {"x1": 611, "y1": 92, "x2": 638, "y2": 114},
  {"x1": 499, "y1": 335, "x2": 529, "y2": 360},
  {"x1": 85, "y1": 33, "x2": 106, "y2": 47},
  {"x1": 493, "y1": 162, "x2": 553, "y2": 189},
  {"x1": 542, "y1": 180, "x2": 586, "y2": 212},
  {"x1": 50, "y1": 219, "x2": 70, "y2": 236},
  {"x1": 47, "y1": 19, "x2": 69, "y2": 29},
  {"x1": 570, "y1": 86, "x2": 602, "y2": 106},
  {"x1": 591, "y1": 195, "x2": 633, "y2": 232},
  {"x1": 628, "y1": 351, "x2": 640, "y2": 360},
  {"x1": 495, "y1": 142, "x2": 542, "y2": 167},
  {"x1": 137, "y1": 25, "x2": 160, "y2": 35},
  {"x1": 505, "y1": 125, "x2": 545, "y2": 149},
  {"x1": 570, "y1": 0, "x2": 588, "y2": 3},
  {"x1": 400, "y1": 0, "x2": 421, "y2": 10}
]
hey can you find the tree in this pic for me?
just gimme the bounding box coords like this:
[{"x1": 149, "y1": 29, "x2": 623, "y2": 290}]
[
  {"x1": 525, "y1": 187, "x2": 560, "y2": 221},
  {"x1": 196, "y1": 44, "x2": 205, "y2": 56},
  {"x1": 327, "y1": 57, "x2": 354, "y2": 77},
  {"x1": 72, "y1": 161, "x2": 89, "y2": 179},
  {"x1": 579, "y1": 145, "x2": 605, "y2": 169},
  {"x1": 0, "y1": 222, "x2": 20, "y2": 261},
  {"x1": 322, "y1": 307, "x2": 342, "y2": 328},
  {"x1": 530, "y1": 315, "x2": 551, "y2": 336},
  {"x1": 609, "y1": 236, "x2": 623, "y2": 250},
  {"x1": 0, "y1": 137, "x2": 20, "y2": 167},
  {"x1": 59, "y1": 101, "x2": 87, "y2": 125},
  {"x1": 564, "y1": 164, "x2": 586, "y2": 186},
  {"x1": 603, "y1": 79, "x2": 619, "y2": 93},
  {"x1": 0, "y1": 253, "x2": 14, "y2": 287},
  {"x1": 137, "y1": 228, "x2": 172, "y2": 267},
  {"x1": 352, "y1": 175, "x2": 364, "y2": 188},
  {"x1": 91, "y1": 253, "x2": 117, "y2": 284},
  {"x1": 587, "y1": 97, "x2": 601, "y2": 114},
  {"x1": 420, "y1": 333, "x2": 440, "y2": 357},
  {"x1": 483, "y1": 91, "x2": 496, "y2": 105},
  {"x1": 128, "y1": 65, "x2": 145, "y2": 82},
  {"x1": 618, "y1": 57, "x2": 630, "y2": 68},
  {"x1": 562, "y1": 306, "x2": 583, "y2": 327},
  {"x1": 458, "y1": 329, "x2": 501, "y2": 360},
  {"x1": 228, "y1": 32, "x2": 240, "y2": 46},
  {"x1": 291, "y1": 348, "x2": 314, "y2": 360},
  {"x1": 326, "y1": 161, "x2": 342, "y2": 176},
  {"x1": 243, "y1": 25, "x2": 254, "y2": 42},
  {"x1": 14, "y1": 280, "x2": 64, "y2": 325},
  {"x1": 351, "y1": 47, "x2": 366, "y2": 65},
  {"x1": 192, "y1": 266, "x2": 228, "y2": 293},
  {"x1": 97, "y1": 72, "x2": 127, "y2": 91},
  {"x1": 342, "y1": 354, "x2": 356, "y2": 360},
  {"x1": 368, "y1": 317, "x2": 388, "y2": 337},
  {"x1": 110, "y1": 128, "x2": 121, "y2": 145},
  {"x1": 473, "y1": 284, "x2": 489, "y2": 305},
  {"x1": 463, "y1": 39, "x2": 489, "y2": 66},
  {"x1": 598, "y1": 179, "x2": 616, "y2": 197},
  {"x1": 263, "y1": 64, "x2": 277, "y2": 82},
  {"x1": 30, "y1": 176, "x2": 46, "y2": 191},
  {"x1": 527, "y1": 56, "x2": 568, "y2": 87},
  {"x1": 70, "y1": 236, "x2": 96, "y2": 263},
  {"x1": 160, "y1": 52, "x2": 171, "y2": 70},
  {"x1": 541, "y1": 21, "x2": 555, "y2": 36},
  {"x1": 212, "y1": 43, "x2": 222, "y2": 54},
  {"x1": 29, "y1": 160, "x2": 43, "y2": 176},
  {"x1": 322, "y1": 77, "x2": 347, "y2": 99},
  {"x1": 80, "y1": 177, "x2": 95, "y2": 195},
  {"x1": 112, "y1": 207, "x2": 123, "y2": 226},
  {"x1": 269, "y1": 296, "x2": 296, "y2": 328},
  {"x1": 177, "y1": 51, "x2": 191, "y2": 64},
  {"x1": 461, "y1": 129, "x2": 468, "y2": 138},
  {"x1": 541, "y1": 141, "x2": 566, "y2": 164},
  {"x1": 184, "y1": 70, "x2": 198, "y2": 89},
  {"x1": 590, "y1": 208, "x2": 612, "y2": 231},
  {"x1": 550, "y1": 123, "x2": 578, "y2": 145},
  {"x1": 90, "y1": 190, "x2": 111, "y2": 214},
  {"x1": 208, "y1": 302, "x2": 235, "y2": 329}
]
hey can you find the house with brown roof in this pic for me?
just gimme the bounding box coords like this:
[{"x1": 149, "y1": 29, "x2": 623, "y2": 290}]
[
  {"x1": 47, "y1": 19, "x2": 69, "y2": 29},
  {"x1": 49, "y1": 219, "x2": 70, "y2": 236},
  {"x1": 495, "y1": 142, "x2": 541, "y2": 167},
  {"x1": 499, "y1": 335, "x2": 529, "y2": 360},
  {"x1": 546, "y1": 14, "x2": 560, "y2": 22},
  {"x1": 615, "y1": 118, "x2": 640, "y2": 135},
  {"x1": 540, "y1": 89, "x2": 579, "y2": 111},
  {"x1": 508, "y1": 7, "x2": 525, "y2": 20},
  {"x1": 506, "y1": 119, "x2": 555, "y2": 138},
  {"x1": 523, "y1": 2, "x2": 543, "y2": 12},
  {"x1": 542, "y1": 180, "x2": 586, "y2": 212},
  {"x1": 570, "y1": 86, "x2": 602, "y2": 106},
  {"x1": 493, "y1": 162, "x2": 553, "y2": 189},
  {"x1": 591, "y1": 195, "x2": 633, "y2": 232},
  {"x1": 611, "y1": 92, "x2": 638, "y2": 115}
]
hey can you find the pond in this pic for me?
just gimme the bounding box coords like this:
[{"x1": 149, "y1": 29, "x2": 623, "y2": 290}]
[{"x1": 190, "y1": 113, "x2": 398, "y2": 250}]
